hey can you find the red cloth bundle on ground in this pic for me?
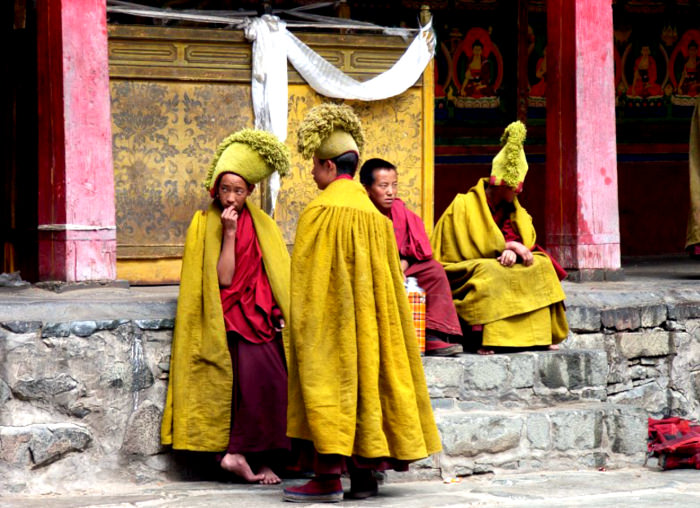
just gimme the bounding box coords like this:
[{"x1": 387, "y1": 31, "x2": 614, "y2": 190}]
[{"x1": 648, "y1": 417, "x2": 700, "y2": 470}]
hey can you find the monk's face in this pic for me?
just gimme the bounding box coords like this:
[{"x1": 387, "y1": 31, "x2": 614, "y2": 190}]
[
  {"x1": 311, "y1": 156, "x2": 336, "y2": 190},
  {"x1": 216, "y1": 173, "x2": 253, "y2": 212},
  {"x1": 367, "y1": 168, "x2": 398, "y2": 213},
  {"x1": 490, "y1": 184, "x2": 520, "y2": 204}
]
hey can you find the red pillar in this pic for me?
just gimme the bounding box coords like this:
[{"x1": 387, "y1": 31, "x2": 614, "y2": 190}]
[
  {"x1": 545, "y1": 0, "x2": 622, "y2": 280},
  {"x1": 36, "y1": 0, "x2": 116, "y2": 281}
]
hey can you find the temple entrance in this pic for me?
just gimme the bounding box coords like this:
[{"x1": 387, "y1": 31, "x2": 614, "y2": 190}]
[{"x1": 1, "y1": 2, "x2": 38, "y2": 281}]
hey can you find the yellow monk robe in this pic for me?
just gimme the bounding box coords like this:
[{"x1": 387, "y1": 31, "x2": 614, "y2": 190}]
[
  {"x1": 287, "y1": 178, "x2": 441, "y2": 460},
  {"x1": 431, "y1": 178, "x2": 568, "y2": 348},
  {"x1": 687, "y1": 97, "x2": 700, "y2": 251},
  {"x1": 161, "y1": 201, "x2": 290, "y2": 451}
]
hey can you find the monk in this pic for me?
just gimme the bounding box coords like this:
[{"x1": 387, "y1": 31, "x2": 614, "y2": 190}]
[
  {"x1": 359, "y1": 157, "x2": 463, "y2": 356},
  {"x1": 431, "y1": 121, "x2": 569, "y2": 354},
  {"x1": 283, "y1": 104, "x2": 441, "y2": 503},
  {"x1": 161, "y1": 129, "x2": 291, "y2": 484}
]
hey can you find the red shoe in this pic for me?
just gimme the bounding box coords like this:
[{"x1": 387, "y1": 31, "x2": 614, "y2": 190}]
[
  {"x1": 425, "y1": 336, "x2": 463, "y2": 357},
  {"x1": 283, "y1": 477, "x2": 343, "y2": 503}
]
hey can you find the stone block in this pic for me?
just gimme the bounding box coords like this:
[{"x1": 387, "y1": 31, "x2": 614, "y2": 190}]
[
  {"x1": 41, "y1": 322, "x2": 71, "y2": 338},
  {"x1": 135, "y1": 318, "x2": 175, "y2": 330},
  {"x1": 510, "y1": 354, "x2": 535, "y2": 389},
  {"x1": 667, "y1": 301, "x2": 700, "y2": 321},
  {"x1": 70, "y1": 321, "x2": 98, "y2": 337},
  {"x1": 13, "y1": 373, "x2": 80, "y2": 403},
  {"x1": 537, "y1": 350, "x2": 608, "y2": 390},
  {"x1": 462, "y1": 355, "x2": 509, "y2": 392},
  {"x1": 641, "y1": 304, "x2": 667, "y2": 328},
  {"x1": 437, "y1": 412, "x2": 523, "y2": 457},
  {"x1": 0, "y1": 321, "x2": 42, "y2": 334},
  {"x1": 605, "y1": 406, "x2": 647, "y2": 454},
  {"x1": 566, "y1": 306, "x2": 601, "y2": 332},
  {"x1": 422, "y1": 357, "x2": 463, "y2": 398},
  {"x1": 601, "y1": 307, "x2": 641, "y2": 331},
  {"x1": 608, "y1": 381, "x2": 669, "y2": 417},
  {"x1": 121, "y1": 401, "x2": 163, "y2": 456},
  {"x1": 0, "y1": 423, "x2": 92, "y2": 468},
  {"x1": 560, "y1": 333, "x2": 607, "y2": 351},
  {"x1": 616, "y1": 331, "x2": 672, "y2": 359},
  {"x1": 0, "y1": 378, "x2": 11, "y2": 405},
  {"x1": 550, "y1": 409, "x2": 602, "y2": 451},
  {"x1": 526, "y1": 413, "x2": 550, "y2": 450}
]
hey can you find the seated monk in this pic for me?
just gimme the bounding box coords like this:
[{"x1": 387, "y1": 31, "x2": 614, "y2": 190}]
[
  {"x1": 161, "y1": 129, "x2": 291, "y2": 484},
  {"x1": 359, "y1": 158, "x2": 463, "y2": 356},
  {"x1": 431, "y1": 121, "x2": 569, "y2": 354}
]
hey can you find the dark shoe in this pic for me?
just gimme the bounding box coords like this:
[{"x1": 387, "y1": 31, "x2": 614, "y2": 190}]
[
  {"x1": 346, "y1": 470, "x2": 379, "y2": 499},
  {"x1": 283, "y1": 477, "x2": 343, "y2": 503},
  {"x1": 425, "y1": 337, "x2": 463, "y2": 356}
]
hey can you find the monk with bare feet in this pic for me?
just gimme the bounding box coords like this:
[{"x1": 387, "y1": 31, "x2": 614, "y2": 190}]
[{"x1": 161, "y1": 130, "x2": 292, "y2": 484}]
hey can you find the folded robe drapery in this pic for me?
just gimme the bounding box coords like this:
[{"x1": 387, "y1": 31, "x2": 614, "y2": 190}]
[
  {"x1": 431, "y1": 178, "x2": 568, "y2": 347},
  {"x1": 287, "y1": 178, "x2": 441, "y2": 461}
]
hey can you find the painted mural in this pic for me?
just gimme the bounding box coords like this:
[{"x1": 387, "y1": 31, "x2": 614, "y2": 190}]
[{"x1": 431, "y1": 0, "x2": 700, "y2": 126}]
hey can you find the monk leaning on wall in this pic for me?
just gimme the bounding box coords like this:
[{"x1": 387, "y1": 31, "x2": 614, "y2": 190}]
[
  {"x1": 359, "y1": 157, "x2": 463, "y2": 356},
  {"x1": 161, "y1": 129, "x2": 291, "y2": 484},
  {"x1": 431, "y1": 121, "x2": 569, "y2": 354},
  {"x1": 283, "y1": 104, "x2": 441, "y2": 503}
]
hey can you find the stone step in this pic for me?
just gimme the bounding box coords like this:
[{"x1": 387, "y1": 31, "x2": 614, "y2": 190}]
[
  {"x1": 423, "y1": 349, "x2": 609, "y2": 409},
  {"x1": 399, "y1": 402, "x2": 648, "y2": 481}
]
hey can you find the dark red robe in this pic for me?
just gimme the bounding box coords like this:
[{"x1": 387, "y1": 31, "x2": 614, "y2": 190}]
[
  {"x1": 218, "y1": 205, "x2": 290, "y2": 456},
  {"x1": 388, "y1": 199, "x2": 462, "y2": 337}
]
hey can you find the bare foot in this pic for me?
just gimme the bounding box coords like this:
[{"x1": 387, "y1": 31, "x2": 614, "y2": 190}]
[
  {"x1": 257, "y1": 465, "x2": 281, "y2": 485},
  {"x1": 477, "y1": 347, "x2": 495, "y2": 355},
  {"x1": 220, "y1": 453, "x2": 265, "y2": 483},
  {"x1": 548, "y1": 344, "x2": 560, "y2": 351}
]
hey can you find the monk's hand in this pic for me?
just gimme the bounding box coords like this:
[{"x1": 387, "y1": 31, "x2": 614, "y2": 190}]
[
  {"x1": 275, "y1": 318, "x2": 285, "y2": 332},
  {"x1": 498, "y1": 249, "x2": 517, "y2": 267},
  {"x1": 400, "y1": 259, "x2": 409, "y2": 274},
  {"x1": 506, "y1": 241, "x2": 534, "y2": 267},
  {"x1": 221, "y1": 206, "x2": 238, "y2": 237}
]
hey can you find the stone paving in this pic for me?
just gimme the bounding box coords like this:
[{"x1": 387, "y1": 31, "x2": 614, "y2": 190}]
[{"x1": 1, "y1": 466, "x2": 700, "y2": 507}]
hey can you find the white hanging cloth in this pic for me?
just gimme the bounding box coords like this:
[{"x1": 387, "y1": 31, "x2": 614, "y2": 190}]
[{"x1": 244, "y1": 15, "x2": 435, "y2": 214}]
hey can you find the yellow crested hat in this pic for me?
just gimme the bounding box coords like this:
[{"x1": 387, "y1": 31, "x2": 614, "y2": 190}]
[
  {"x1": 204, "y1": 129, "x2": 290, "y2": 196},
  {"x1": 296, "y1": 103, "x2": 365, "y2": 160},
  {"x1": 489, "y1": 121, "x2": 528, "y2": 192}
]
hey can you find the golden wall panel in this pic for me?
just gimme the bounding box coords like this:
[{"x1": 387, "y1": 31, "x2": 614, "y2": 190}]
[
  {"x1": 111, "y1": 80, "x2": 257, "y2": 259},
  {"x1": 109, "y1": 25, "x2": 432, "y2": 283}
]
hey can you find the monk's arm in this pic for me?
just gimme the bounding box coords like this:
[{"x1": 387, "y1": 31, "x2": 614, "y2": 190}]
[
  {"x1": 217, "y1": 206, "x2": 238, "y2": 286},
  {"x1": 504, "y1": 240, "x2": 534, "y2": 266}
]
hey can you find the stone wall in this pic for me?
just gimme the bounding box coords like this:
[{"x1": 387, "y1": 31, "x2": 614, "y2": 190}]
[
  {"x1": 0, "y1": 318, "x2": 174, "y2": 493},
  {"x1": 563, "y1": 289, "x2": 700, "y2": 421},
  {"x1": 2, "y1": 284, "x2": 700, "y2": 493}
]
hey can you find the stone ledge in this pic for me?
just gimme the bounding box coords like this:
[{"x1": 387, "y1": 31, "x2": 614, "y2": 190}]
[{"x1": 433, "y1": 403, "x2": 647, "y2": 477}]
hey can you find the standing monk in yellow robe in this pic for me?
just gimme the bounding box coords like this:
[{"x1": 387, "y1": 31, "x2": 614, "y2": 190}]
[
  {"x1": 431, "y1": 121, "x2": 568, "y2": 354},
  {"x1": 283, "y1": 104, "x2": 441, "y2": 503},
  {"x1": 161, "y1": 129, "x2": 291, "y2": 484}
]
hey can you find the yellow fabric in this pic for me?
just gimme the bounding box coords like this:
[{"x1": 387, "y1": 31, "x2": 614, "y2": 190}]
[
  {"x1": 687, "y1": 97, "x2": 700, "y2": 248},
  {"x1": 431, "y1": 178, "x2": 567, "y2": 347},
  {"x1": 211, "y1": 142, "x2": 269, "y2": 186},
  {"x1": 316, "y1": 129, "x2": 359, "y2": 160},
  {"x1": 490, "y1": 121, "x2": 528, "y2": 189},
  {"x1": 287, "y1": 178, "x2": 441, "y2": 460},
  {"x1": 161, "y1": 201, "x2": 290, "y2": 450}
]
